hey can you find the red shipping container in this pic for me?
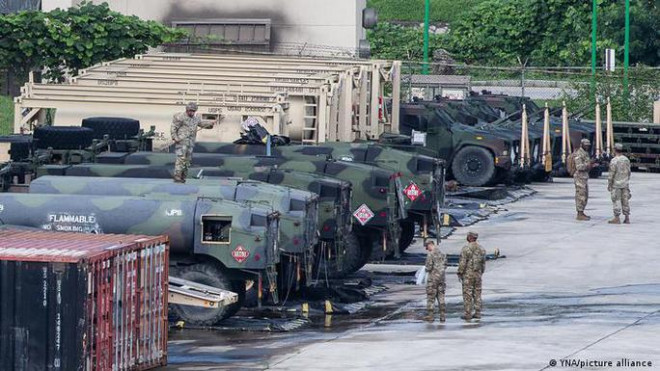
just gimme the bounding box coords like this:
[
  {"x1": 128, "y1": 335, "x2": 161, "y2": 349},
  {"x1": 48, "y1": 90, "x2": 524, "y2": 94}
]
[{"x1": 0, "y1": 227, "x2": 169, "y2": 371}]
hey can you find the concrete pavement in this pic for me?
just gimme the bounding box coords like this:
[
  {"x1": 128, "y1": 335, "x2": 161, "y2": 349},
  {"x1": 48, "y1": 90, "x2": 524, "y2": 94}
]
[{"x1": 266, "y1": 174, "x2": 660, "y2": 370}]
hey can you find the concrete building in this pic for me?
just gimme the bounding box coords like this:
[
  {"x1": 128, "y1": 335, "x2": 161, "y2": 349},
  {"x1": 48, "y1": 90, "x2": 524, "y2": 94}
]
[{"x1": 41, "y1": 0, "x2": 372, "y2": 57}]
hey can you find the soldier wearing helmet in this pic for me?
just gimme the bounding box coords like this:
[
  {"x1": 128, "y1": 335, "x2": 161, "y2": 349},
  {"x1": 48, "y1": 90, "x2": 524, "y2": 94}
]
[{"x1": 171, "y1": 102, "x2": 215, "y2": 183}]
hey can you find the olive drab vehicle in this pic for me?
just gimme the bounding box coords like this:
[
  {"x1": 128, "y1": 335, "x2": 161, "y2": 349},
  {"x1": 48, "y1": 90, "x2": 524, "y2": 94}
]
[
  {"x1": 121, "y1": 152, "x2": 408, "y2": 260},
  {"x1": 193, "y1": 141, "x2": 445, "y2": 250},
  {"x1": 29, "y1": 176, "x2": 320, "y2": 293},
  {"x1": 39, "y1": 152, "x2": 407, "y2": 262},
  {"x1": 383, "y1": 103, "x2": 514, "y2": 186},
  {"x1": 0, "y1": 192, "x2": 280, "y2": 325},
  {"x1": 35, "y1": 162, "x2": 359, "y2": 276}
]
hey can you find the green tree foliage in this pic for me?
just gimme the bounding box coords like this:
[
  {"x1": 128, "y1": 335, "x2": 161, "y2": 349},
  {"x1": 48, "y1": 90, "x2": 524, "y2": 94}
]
[
  {"x1": 448, "y1": 0, "x2": 660, "y2": 67},
  {"x1": 0, "y1": 1, "x2": 186, "y2": 82},
  {"x1": 368, "y1": 22, "x2": 446, "y2": 61},
  {"x1": 563, "y1": 68, "x2": 660, "y2": 122},
  {"x1": 367, "y1": 0, "x2": 487, "y2": 24}
]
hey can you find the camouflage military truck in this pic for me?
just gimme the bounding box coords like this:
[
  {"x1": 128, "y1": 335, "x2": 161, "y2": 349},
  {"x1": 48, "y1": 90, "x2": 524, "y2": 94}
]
[
  {"x1": 121, "y1": 152, "x2": 407, "y2": 261},
  {"x1": 29, "y1": 175, "x2": 320, "y2": 296},
  {"x1": 0, "y1": 192, "x2": 280, "y2": 325},
  {"x1": 41, "y1": 152, "x2": 407, "y2": 263},
  {"x1": 194, "y1": 141, "x2": 445, "y2": 250},
  {"x1": 36, "y1": 163, "x2": 358, "y2": 277},
  {"x1": 388, "y1": 102, "x2": 514, "y2": 186}
]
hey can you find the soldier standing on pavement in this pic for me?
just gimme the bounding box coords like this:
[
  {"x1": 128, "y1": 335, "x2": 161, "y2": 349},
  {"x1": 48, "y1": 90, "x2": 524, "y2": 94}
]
[
  {"x1": 608, "y1": 143, "x2": 632, "y2": 224},
  {"x1": 424, "y1": 240, "x2": 447, "y2": 322},
  {"x1": 171, "y1": 102, "x2": 214, "y2": 183},
  {"x1": 458, "y1": 231, "x2": 486, "y2": 321},
  {"x1": 574, "y1": 138, "x2": 598, "y2": 221}
]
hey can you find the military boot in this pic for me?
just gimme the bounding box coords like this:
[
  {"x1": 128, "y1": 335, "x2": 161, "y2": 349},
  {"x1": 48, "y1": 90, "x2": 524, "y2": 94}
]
[
  {"x1": 460, "y1": 314, "x2": 472, "y2": 321},
  {"x1": 424, "y1": 313, "x2": 434, "y2": 322},
  {"x1": 576, "y1": 212, "x2": 591, "y2": 221},
  {"x1": 608, "y1": 216, "x2": 621, "y2": 224},
  {"x1": 473, "y1": 312, "x2": 481, "y2": 319},
  {"x1": 623, "y1": 216, "x2": 630, "y2": 224}
]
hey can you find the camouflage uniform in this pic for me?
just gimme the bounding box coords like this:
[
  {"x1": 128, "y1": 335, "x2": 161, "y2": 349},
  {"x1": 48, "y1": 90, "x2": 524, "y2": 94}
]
[
  {"x1": 425, "y1": 246, "x2": 447, "y2": 321},
  {"x1": 608, "y1": 154, "x2": 631, "y2": 217},
  {"x1": 573, "y1": 147, "x2": 591, "y2": 212},
  {"x1": 171, "y1": 111, "x2": 212, "y2": 182},
  {"x1": 458, "y1": 241, "x2": 486, "y2": 319}
]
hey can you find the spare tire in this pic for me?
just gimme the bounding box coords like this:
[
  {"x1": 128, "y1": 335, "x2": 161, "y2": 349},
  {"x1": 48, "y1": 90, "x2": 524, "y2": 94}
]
[
  {"x1": 82, "y1": 117, "x2": 140, "y2": 140},
  {"x1": 451, "y1": 146, "x2": 497, "y2": 186},
  {"x1": 33, "y1": 126, "x2": 94, "y2": 150}
]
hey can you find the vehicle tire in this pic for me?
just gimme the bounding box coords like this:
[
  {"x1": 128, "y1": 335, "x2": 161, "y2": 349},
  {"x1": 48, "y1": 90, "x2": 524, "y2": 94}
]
[
  {"x1": 320, "y1": 232, "x2": 363, "y2": 278},
  {"x1": 82, "y1": 117, "x2": 140, "y2": 140},
  {"x1": 171, "y1": 262, "x2": 239, "y2": 325},
  {"x1": 451, "y1": 146, "x2": 497, "y2": 186},
  {"x1": 33, "y1": 126, "x2": 94, "y2": 150},
  {"x1": 399, "y1": 219, "x2": 415, "y2": 252}
]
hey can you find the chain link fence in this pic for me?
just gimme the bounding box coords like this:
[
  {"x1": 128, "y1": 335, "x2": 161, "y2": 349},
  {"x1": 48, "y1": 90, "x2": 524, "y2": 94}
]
[{"x1": 400, "y1": 62, "x2": 660, "y2": 123}]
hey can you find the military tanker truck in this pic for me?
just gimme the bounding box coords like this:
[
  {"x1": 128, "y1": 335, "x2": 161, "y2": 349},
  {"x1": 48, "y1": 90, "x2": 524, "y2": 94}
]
[
  {"x1": 29, "y1": 175, "x2": 323, "y2": 296},
  {"x1": 0, "y1": 193, "x2": 280, "y2": 325},
  {"x1": 193, "y1": 141, "x2": 445, "y2": 250},
  {"x1": 40, "y1": 152, "x2": 407, "y2": 262},
  {"x1": 36, "y1": 163, "x2": 359, "y2": 277},
  {"x1": 120, "y1": 152, "x2": 407, "y2": 260}
]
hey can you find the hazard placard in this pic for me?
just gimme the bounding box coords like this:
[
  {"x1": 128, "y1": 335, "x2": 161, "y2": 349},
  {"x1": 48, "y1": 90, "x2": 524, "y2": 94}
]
[
  {"x1": 353, "y1": 204, "x2": 375, "y2": 226},
  {"x1": 231, "y1": 245, "x2": 250, "y2": 263},
  {"x1": 404, "y1": 182, "x2": 421, "y2": 202}
]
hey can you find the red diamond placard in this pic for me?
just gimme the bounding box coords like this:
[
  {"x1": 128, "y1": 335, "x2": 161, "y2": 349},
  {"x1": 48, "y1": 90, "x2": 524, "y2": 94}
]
[
  {"x1": 231, "y1": 245, "x2": 250, "y2": 263},
  {"x1": 404, "y1": 182, "x2": 421, "y2": 202},
  {"x1": 353, "y1": 204, "x2": 375, "y2": 226}
]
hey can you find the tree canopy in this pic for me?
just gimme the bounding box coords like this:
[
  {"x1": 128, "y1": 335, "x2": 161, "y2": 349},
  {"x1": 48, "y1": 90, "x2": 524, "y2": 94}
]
[
  {"x1": 447, "y1": 0, "x2": 660, "y2": 66},
  {"x1": 0, "y1": 1, "x2": 186, "y2": 81}
]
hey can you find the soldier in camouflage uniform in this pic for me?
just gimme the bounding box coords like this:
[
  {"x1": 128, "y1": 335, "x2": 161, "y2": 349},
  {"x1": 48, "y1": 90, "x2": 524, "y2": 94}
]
[
  {"x1": 424, "y1": 240, "x2": 447, "y2": 322},
  {"x1": 171, "y1": 102, "x2": 214, "y2": 183},
  {"x1": 574, "y1": 138, "x2": 597, "y2": 221},
  {"x1": 458, "y1": 231, "x2": 486, "y2": 321},
  {"x1": 608, "y1": 143, "x2": 632, "y2": 224}
]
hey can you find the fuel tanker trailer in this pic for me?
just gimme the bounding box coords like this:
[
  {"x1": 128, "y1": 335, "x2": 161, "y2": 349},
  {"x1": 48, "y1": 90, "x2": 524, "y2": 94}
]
[
  {"x1": 194, "y1": 141, "x2": 446, "y2": 250},
  {"x1": 0, "y1": 192, "x2": 280, "y2": 325},
  {"x1": 30, "y1": 175, "x2": 325, "y2": 290},
  {"x1": 37, "y1": 164, "x2": 358, "y2": 277},
  {"x1": 76, "y1": 153, "x2": 408, "y2": 261}
]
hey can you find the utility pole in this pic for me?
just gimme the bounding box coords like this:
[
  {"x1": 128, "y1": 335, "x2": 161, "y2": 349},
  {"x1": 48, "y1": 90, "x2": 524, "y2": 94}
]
[
  {"x1": 591, "y1": 0, "x2": 597, "y2": 102},
  {"x1": 423, "y1": 0, "x2": 430, "y2": 75},
  {"x1": 623, "y1": 0, "x2": 630, "y2": 100}
]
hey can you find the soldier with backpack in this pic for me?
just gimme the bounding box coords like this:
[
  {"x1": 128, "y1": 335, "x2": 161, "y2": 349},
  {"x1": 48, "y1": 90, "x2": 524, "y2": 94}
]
[{"x1": 568, "y1": 138, "x2": 598, "y2": 221}]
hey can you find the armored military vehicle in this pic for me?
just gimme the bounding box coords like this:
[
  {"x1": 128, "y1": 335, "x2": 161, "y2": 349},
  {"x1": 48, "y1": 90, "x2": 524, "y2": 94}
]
[
  {"x1": 0, "y1": 192, "x2": 280, "y2": 324},
  {"x1": 391, "y1": 102, "x2": 514, "y2": 186}
]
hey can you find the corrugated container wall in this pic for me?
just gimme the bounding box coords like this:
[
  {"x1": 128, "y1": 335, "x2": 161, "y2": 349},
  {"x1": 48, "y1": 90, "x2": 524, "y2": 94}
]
[{"x1": 0, "y1": 228, "x2": 169, "y2": 371}]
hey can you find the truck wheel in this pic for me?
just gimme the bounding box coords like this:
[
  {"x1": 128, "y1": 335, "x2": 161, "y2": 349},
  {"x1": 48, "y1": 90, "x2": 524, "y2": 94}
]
[
  {"x1": 399, "y1": 219, "x2": 416, "y2": 252},
  {"x1": 33, "y1": 126, "x2": 94, "y2": 150},
  {"x1": 82, "y1": 117, "x2": 140, "y2": 140},
  {"x1": 320, "y1": 232, "x2": 362, "y2": 278},
  {"x1": 451, "y1": 146, "x2": 496, "y2": 186},
  {"x1": 171, "y1": 262, "x2": 239, "y2": 325}
]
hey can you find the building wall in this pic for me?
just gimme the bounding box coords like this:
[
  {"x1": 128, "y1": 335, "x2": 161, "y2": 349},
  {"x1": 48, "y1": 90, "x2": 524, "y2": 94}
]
[{"x1": 42, "y1": 0, "x2": 367, "y2": 57}]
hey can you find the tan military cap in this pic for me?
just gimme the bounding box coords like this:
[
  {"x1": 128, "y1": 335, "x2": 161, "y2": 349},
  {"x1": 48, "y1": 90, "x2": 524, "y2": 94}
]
[
  {"x1": 614, "y1": 143, "x2": 623, "y2": 151},
  {"x1": 581, "y1": 138, "x2": 591, "y2": 146},
  {"x1": 186, "y1": 102, "x2": 198, "y2": 111},
  {"x1": 467, "y1": 231, "x2": 479, "y2": 239}
]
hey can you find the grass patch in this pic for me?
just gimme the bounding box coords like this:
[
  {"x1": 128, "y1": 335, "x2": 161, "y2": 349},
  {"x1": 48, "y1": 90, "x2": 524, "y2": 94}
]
[
  {"x1": 0, "y1": 95, "x2": 13, "y2": 135},
  {"x1": 367, "y1": 0, "x2": 487, "y2": 23}
]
